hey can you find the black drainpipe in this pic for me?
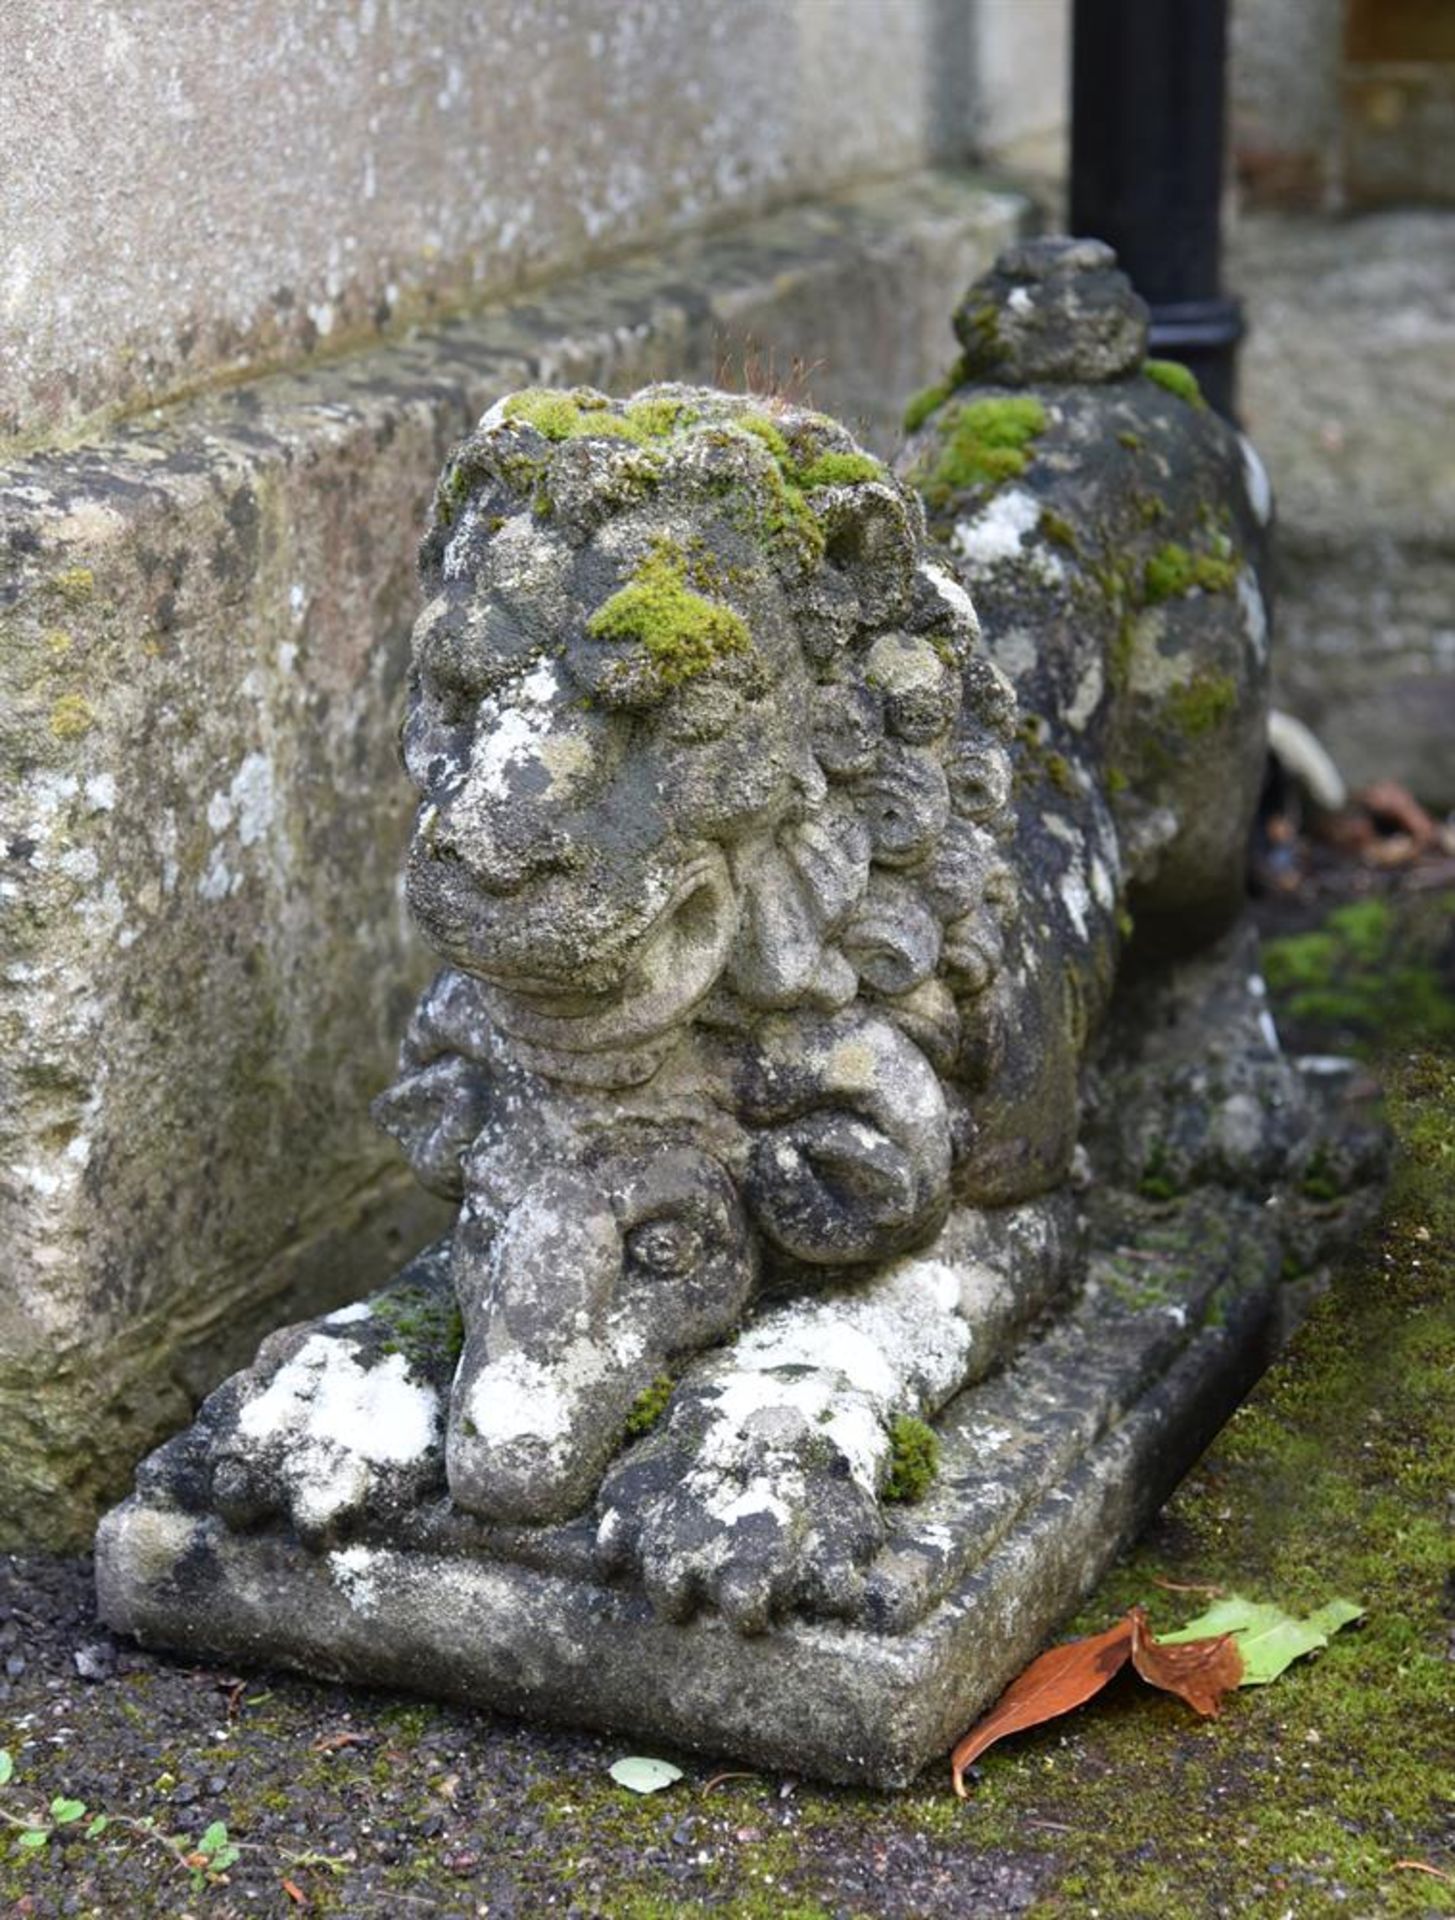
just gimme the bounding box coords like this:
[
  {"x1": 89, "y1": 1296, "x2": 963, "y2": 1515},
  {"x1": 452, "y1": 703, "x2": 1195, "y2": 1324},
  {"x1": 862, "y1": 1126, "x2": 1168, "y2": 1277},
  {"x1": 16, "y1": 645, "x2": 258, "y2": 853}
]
[{"x1": 1069, "y1": 0, "x2": 1243, "y2": 421}]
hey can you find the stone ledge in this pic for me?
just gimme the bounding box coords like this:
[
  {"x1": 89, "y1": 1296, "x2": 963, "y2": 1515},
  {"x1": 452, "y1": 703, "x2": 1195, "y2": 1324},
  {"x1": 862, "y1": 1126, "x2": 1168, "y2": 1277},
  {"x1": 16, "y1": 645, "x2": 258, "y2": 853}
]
[{"x1": 0, "y1": 169, "x2": 1028, "y2": 1549}]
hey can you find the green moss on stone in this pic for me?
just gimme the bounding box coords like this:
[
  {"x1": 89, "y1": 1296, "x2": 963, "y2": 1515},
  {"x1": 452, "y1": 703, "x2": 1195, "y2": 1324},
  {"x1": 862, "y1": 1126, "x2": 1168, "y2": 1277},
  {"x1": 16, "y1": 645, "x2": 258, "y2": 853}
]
[
  {"x1": 1143, "y1": 540, "x2": 1238, "y2": 603},
  {"x1": 369, "y1": 1284, "x2": 464, "y2": 1369},
  {"x1": 915, "y1": 396, "x2": 1048, "y2": 509},
  {"x1": 737, "y1": 414, "x2": 792, "y2": 462},
  {"x1": 884, "y1": 1414, "x2": 939, "y2": 1503},
  {"x1": 49, "y1": 566, "x2": 96, "y2": 609},
  {"x1": 742, "y1": 460, "x2": 826, "y2": 568},
  {"x1": 957, "y1": 299, "x2": 1007, "y2": 375},
  {"x1": 1044, "y1": 750, "x2": 1076, "y2": 794},
  {"x1": 434, "y1": 459, "x2": 474, "y2": 529},
  {"x1": 1165, "y1": 670, "x2": 1237, "y2": 738},
  {"x1": 625, "y1": 394, "x2": 699, "y2": 441},
  {"x1": 624, "y1": 1374, "x2": 675, "y2": 1438},
  {"x1": 49, "y1": 693, "x2": 95, "y2": 740},
  {"x1": 1040, "y1": 509, "x2": 1079, "y2": 552},
  {"x1": 903, "y1": 365, "x2": 963, "y2": 435},
  {"x1": 588, "y1": 542, "x2": 749, "y2": 686},
  {"x1": 1143, "y1": 358, "x2": 1206, "y2": 408},
  {"x1": 1137, "y1": 1142, "x2": 1181, "y2": 1202},
  {"x1": 501, "y1": 387, "x2": 696, "y2": 452},
  {"x1": 503, "y1": 389, "x2": 627, "y2": 442},
  {"x1": 796, "y1": 450, "x2": 884, "y2": 489}
]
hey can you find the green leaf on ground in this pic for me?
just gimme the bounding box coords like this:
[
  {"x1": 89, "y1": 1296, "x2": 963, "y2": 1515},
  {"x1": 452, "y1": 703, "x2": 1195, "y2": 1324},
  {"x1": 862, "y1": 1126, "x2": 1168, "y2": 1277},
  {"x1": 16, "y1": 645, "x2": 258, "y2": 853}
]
[
  {"x1": 16, "y1": 1830, "x2": 49, "y2": 1850},
  {"x1": 1159, "y1": 1594, "x2": 1364, "y2": 1685},
  {"x1": 608, "y1": 1756, "x2": 684, "y2": 1794},
  {"x1": 0, "y1": 1751, "x2": 12, "y2": 1787},
  {"x1": 48, "y1": 1798, "x2": 87, "y2": 1824}
]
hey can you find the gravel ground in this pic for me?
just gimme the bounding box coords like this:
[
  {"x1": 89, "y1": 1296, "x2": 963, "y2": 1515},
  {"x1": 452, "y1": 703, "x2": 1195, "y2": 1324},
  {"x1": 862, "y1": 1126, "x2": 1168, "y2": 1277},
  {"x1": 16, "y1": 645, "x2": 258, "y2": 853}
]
[{"x1": 0, "y1": 1552, "x2": 1047, "y2": 1918}]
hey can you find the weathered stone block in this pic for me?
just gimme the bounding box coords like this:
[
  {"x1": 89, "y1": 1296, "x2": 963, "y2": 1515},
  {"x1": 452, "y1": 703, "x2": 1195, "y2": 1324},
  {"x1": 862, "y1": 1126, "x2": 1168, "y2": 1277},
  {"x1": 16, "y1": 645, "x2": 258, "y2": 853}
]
[{"x1": 1, "y1": 172, "x2": 1027, "y2": 1547}]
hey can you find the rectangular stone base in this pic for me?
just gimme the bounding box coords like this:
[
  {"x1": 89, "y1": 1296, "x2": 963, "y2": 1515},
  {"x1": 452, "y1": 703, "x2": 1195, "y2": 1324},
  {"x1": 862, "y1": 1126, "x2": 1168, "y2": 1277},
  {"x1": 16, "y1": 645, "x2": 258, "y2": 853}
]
[{"x1": 97, "y1": 1203, "x2": 1281, "y2": 1789}]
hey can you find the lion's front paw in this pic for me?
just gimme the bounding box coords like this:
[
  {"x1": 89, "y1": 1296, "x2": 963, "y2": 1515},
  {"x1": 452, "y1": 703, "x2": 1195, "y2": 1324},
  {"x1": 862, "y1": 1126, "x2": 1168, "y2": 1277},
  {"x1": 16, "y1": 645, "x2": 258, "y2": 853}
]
[
  {"x1": 594, "y1": 1377, "x2": 888, "y2": 1633},
  {"x1": 164, "y1": 1264, "x2": 455, "y2": 1549}
]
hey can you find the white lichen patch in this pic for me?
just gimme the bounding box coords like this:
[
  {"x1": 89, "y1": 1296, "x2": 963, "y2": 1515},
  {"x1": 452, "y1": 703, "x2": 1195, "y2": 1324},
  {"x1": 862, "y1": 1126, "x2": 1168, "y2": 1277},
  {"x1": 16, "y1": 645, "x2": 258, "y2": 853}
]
[
  {"x1": 1064, "y1": 655, "x2": 1104, "y2": 732},
  {"x1": 461, "y1": 1325, "x2": 645, "y2": 1455},
  {"x1": 232, "y1": 752, "x2": 275, "y2": 847},
  {"x1": 951, "y1": 488, "x2": 1045, "y2": 569},
  {"x1": 918, "y1": 559, "x2": 979, "y2": 633},
  {"x1": 329, "y1": 1543, "x2": 382, "y2": 1613},
  {"x1": 474, "y1": 659, "x2": 560, "y2": 799},
  {"x1": 237, "y1": 1336, "x2": 441, "y2": 1530},
  {"x1": 1059, "y1": 864, "x2": 1091, "y2": 940},
  {"x1": 987, "y1": 623, "x2": 1038, "y2": 680}
]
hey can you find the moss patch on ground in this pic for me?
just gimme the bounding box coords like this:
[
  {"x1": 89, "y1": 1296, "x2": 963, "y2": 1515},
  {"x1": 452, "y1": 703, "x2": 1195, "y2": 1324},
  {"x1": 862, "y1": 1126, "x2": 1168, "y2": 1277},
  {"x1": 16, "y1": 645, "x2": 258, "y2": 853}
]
[
  {"x1": 925, "y1": 1040, "x2": 1455, "y2": 1915},
  {"x1": 1263, "y1": 892, "x2": 1455, "y2": 1055}
]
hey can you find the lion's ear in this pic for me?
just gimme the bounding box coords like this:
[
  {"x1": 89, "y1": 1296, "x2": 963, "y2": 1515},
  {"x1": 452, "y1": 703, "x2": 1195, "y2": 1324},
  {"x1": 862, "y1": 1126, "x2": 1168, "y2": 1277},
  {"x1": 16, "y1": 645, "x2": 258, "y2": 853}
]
[{"x1": 814, "y1": 481, "x2": 921, "y2": 632}]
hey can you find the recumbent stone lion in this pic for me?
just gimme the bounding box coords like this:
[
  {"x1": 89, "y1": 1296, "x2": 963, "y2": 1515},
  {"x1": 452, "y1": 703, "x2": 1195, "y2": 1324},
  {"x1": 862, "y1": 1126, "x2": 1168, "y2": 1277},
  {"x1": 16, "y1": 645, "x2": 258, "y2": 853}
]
[{"x1": 143, "y1": 244, "x2": 1376, "y2": 1638}]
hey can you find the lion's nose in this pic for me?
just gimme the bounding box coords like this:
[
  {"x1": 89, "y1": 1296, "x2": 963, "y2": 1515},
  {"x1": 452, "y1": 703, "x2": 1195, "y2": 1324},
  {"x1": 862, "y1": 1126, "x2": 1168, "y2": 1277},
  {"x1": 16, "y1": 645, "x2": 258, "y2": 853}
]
[{"x1": 423, "y1": 798, "x2": 582, "y2": 894}]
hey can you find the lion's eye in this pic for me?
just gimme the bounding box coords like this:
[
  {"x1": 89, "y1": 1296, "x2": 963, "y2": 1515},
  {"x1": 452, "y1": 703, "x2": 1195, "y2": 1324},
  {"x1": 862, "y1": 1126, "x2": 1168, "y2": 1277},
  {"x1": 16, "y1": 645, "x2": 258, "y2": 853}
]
[{"x1": 625, "y1": 1217, "x2": 703, "y2": 1278}]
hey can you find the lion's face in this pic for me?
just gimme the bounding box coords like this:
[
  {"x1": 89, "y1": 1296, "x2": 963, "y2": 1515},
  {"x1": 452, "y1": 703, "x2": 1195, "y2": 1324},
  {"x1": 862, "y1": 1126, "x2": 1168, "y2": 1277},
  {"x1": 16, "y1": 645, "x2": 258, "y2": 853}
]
[
  {"x1": 401, "y1": 384, "x2": 1015, "y2": 1069},
  {"x1": 403, "y1": 504, "x2": 817, "y2": 1046}
]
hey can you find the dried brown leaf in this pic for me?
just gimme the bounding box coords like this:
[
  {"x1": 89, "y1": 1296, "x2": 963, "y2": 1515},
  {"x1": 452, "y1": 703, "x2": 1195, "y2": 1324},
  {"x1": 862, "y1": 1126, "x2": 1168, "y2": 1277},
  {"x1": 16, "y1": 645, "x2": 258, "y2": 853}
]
[
  {"x1": 1355, "y1": 780, "x2": 1439, "y2": 849},
  {"x1": 950, "y1": 1616, "x2": 1134, "y2": 1795},
  {"x1": 311, "y1": 1730, "x2": 368, "y2": 1754},
  {"x1": 1129, "y1": 1604, "x2": 1243, "y2": 1715}
]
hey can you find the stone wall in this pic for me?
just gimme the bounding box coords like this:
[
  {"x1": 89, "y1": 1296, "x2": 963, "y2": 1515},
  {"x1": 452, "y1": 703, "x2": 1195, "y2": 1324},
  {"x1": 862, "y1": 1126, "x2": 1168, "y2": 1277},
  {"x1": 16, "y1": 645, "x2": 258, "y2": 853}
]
[
  {"x1": 1234, "y1": 209, "x2": 1455, "y2": 809},
  {"x1": 2, "y1": 0, "x2": 981, "y2": 453},
  {"x1": 0, "y1": 171, "x2": 1027, "y2": 1548}
]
